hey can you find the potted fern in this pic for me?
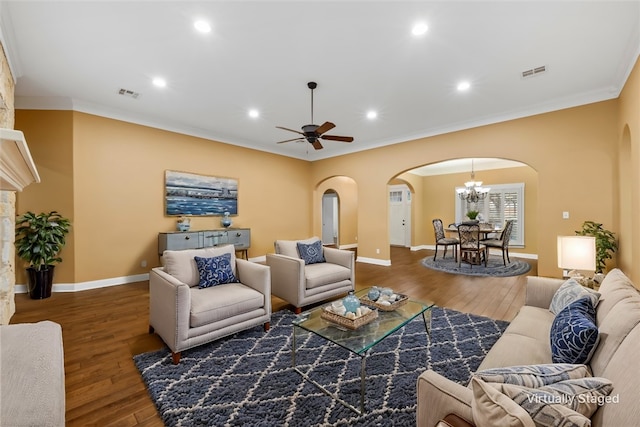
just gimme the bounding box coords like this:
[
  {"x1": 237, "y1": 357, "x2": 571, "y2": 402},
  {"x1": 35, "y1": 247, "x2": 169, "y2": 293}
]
[
  {"x1": 15, "y1": 211, "x2": 71, "y2": 299},
  {"x1": 575, "y1": 220, "x2": 617, "y2": 274}
]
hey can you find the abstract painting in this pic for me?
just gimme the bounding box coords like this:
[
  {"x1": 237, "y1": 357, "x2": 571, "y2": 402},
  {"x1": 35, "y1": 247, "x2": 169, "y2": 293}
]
[{"x1": 165, "y1": 170, "x2": 238, "y2": 216}]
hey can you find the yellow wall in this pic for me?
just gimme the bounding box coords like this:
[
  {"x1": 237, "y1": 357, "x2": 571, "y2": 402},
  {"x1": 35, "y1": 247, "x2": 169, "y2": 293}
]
[
  {"x1": 616, "y1": 58, "x2": 640, "y2": 281},
  {"x1": 311, "y1": 100, "x2": 618, "y2": 277},
  {"x1": 14, "y1": 56, "x2": 640, "y2": 286},
  {"x1": 16, "y1": 111, "x2": 312, "y2": 284},
  {"x1": 14, "y1": 111, "x2": 75, "y2": 284}
]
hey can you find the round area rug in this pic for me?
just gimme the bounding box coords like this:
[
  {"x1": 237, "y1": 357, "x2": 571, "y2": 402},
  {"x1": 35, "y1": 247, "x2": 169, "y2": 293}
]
[{"x1": 421, "y1": 254, "x2": 531, "y2": 277}]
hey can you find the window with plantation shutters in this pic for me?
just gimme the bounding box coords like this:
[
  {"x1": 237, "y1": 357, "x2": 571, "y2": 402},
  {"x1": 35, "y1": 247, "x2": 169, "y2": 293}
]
[{"x1": 455, "y1": 183, "x2": 525, "y2": 246}]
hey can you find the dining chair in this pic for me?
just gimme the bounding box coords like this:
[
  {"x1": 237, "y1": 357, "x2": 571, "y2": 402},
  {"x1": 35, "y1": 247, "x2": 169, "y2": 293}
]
[
  {"x1": 457, "y1": 223, "x2": 487, "y2": 267},
  {"x1": 482, "y1": 219, "x2": 515, "y2": 266},
  {"x1": 432, "y1": 219, "x2": 458, "y2": 261}
]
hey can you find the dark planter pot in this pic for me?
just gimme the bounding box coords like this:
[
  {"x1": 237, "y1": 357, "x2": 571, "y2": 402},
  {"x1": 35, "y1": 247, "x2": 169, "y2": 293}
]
[{"x1": 26, "y1": 266, "x2": 55, "y2": 299}]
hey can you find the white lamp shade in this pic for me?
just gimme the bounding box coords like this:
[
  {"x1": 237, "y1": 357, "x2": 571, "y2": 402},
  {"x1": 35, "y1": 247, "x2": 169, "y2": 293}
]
[{"x1": 557, "y1": 236, "x2": 596, "y2": 271}]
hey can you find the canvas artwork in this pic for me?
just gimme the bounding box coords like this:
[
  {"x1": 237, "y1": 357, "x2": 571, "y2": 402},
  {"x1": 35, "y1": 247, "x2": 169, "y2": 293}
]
[{"x1": 165, "y1": 170, "x2": 238, "y2": 216}]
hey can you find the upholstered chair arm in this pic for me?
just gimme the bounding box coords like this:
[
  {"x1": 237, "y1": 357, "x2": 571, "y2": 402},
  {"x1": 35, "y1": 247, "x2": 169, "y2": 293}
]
[
  {"x1": 266, "y1": 253, "x2": 305, "y2": 306},
  {"x1": 149, "y1": 267, "x2": 192, "y2": 353},
  {"x1": 524, "y1": 276, "x2": 564, "y2": 308},
  {"x1": 236, "y1": 259, "x2": 272, "y2": 314},
  {"x1": 323, "y1": 247, "x2": 354, "y2": 269},
  {"x1": 417, "y1": 370, "x2": 473, "y2": 427}
]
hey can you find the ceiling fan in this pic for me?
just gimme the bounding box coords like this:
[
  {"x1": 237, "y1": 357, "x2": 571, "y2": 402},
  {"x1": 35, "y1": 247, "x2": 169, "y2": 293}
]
[{"x1": 276, "y1": 81, "x2": 354, "y2": 150}]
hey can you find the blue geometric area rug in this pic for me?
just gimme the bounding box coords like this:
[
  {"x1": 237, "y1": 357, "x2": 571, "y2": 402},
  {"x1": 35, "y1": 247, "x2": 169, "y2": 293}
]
[
  {"x1": 134, "y1": 308, "x2": 509, "y2": 427},
  {"x1": 422, "y1": 254, "x2": 531, "y2": 277}
]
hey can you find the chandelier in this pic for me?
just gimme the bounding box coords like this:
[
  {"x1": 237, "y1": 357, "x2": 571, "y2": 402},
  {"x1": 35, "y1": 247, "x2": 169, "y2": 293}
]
[{"x1": 457, "y1": 159, "x2": 490, "y2": 203}]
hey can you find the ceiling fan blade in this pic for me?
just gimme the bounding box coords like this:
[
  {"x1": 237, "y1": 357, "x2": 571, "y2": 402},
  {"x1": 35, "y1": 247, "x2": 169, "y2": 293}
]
[
  {"x1": 276, "y1": 126, "x2": 304, "y2": 135},
  {"x1": 314, "y1": 121, "x2": 335, "y2": 136},
  {"x1": 311, "y1": 140, "x2": 323, "y2": 150},
  {"x1": 321, "y1": 134, "x2": 354, "y2": 143},
  {"x1": 276, "y1": 137, "x2": 304, "y2": 144}
]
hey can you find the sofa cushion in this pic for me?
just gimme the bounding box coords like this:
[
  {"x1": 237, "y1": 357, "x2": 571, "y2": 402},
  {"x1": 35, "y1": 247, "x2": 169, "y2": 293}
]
[
  {"x1": 476, "y1": 306, "x2": 554, "y2": 371},
  {"x1": 190, "y1": 282, "x2": 264, "y2": 328},
  {"x1": 305, "y1": 262, "x2": 352, "y2": 289},
  {"x1": 297, "y1": 240, "x2": 325, "y2": 265},
  {"x1": 549, "y1": 278, "x2": 601, "y2": 315},
  {"x1": 470, "y1": 377, "x2": 535, "y2": 427},
  {"x1": 163, "y1": 245, "x2": 236, "y2": 287},
  {"x1": 194, "y1": 253, "x2": 237, "y2": 288},
  {"x1": 589, "y1": 286, "x2": 640, "y2": 375},
  {"x1": 275, "y1": 237, "x2": 321, "y2": 258},
  {"x1": 474, "y1": 364, "x2": 591, "y2": 388},
  {"x1": 550, "y1": 297, "x2": 599, "y2": 364}
]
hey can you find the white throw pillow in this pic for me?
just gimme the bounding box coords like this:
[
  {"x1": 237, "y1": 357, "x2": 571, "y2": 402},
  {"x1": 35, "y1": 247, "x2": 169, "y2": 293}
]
[{"x1": 549, "y1": 278, "x2": 601, "y2": 315}]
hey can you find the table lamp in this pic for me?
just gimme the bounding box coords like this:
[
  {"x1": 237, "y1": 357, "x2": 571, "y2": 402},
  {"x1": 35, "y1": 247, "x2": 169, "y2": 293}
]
[{"x1": 557, "y1": 235, "x2": 596, "y2": 287}]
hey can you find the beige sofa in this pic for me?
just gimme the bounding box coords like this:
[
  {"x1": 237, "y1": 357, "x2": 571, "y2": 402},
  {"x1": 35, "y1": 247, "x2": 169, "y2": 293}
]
[
  {"x1": 266, "y1": 237, "x2": 354, "y2": 313},
  {"x1": 0, "y1": 321, "x2": 65, "y2": 426},
  {"x1": 150, "y1": 244, "x2": 271, "y2": 364},
  {"x1": 417, "y1": 268, "x2": 640, "y2": 427}
]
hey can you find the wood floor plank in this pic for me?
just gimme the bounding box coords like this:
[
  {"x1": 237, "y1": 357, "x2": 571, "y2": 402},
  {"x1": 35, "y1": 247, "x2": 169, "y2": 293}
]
[{"x1": 11, "y1": 247, "x2": 536, "y2": 426}]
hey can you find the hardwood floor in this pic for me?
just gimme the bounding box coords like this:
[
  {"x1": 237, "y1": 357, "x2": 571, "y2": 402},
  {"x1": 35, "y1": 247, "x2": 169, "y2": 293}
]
[{"x1": 11, "y1": 247, "x2": 536, "y2": 426}]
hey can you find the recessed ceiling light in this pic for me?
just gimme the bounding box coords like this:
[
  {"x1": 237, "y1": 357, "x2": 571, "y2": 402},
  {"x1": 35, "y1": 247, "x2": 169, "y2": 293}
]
[
  {"x1": 248, "y1": 109, "x2": 259, "y2": 118},
  {"x1": 152, "y1": 77, "x2": 167, "y2": 88},
  {"x1": 366, "y1": 110, "x2": 378, "y2": 120},
  {"x1": 412, "y1": 22, "x2": 428, "y2": 36},
  {"x1": 194, "y1": 20, "x2": 211, "y2": 33},
  {"x1": 457, "y1": 81, "x2": 471, "y2": 91}
]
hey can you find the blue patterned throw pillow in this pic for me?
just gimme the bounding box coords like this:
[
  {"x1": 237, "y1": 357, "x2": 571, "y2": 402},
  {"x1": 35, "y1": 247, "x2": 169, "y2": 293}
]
[
  {"x1": 550, "y1": 297, "x2": 599, "y2": 364},
  {"x1": 297, "y1": 240, "x2": 325, "y2": 265},
  {"x1": 194, "y1": 254, "x2": 237, "y2": 288}
]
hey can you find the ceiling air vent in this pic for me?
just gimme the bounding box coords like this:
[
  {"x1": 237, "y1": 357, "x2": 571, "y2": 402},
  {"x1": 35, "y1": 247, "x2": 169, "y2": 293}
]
[
  {"x1": 118, "y1": 88, "x2": 140, "y2": 99},
  {"x1": 521, "y1": 65, "x2": 547, "y2": 79}
]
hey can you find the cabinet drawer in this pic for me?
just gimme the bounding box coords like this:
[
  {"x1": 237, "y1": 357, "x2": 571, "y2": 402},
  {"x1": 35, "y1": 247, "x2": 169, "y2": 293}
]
[
  {"x1": 227, "y1": 229, "x2": 251, "y2": 249},
  {"x1": 159, "y1": 232, "x2": 200, "y2": 254},
  {"x1": 201, "y1": 230, "x2": 228, "y2": 247}
]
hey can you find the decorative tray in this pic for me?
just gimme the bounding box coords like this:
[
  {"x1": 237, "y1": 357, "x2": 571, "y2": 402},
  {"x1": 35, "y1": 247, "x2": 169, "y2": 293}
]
[
  {"x1": 320, "y1": 306, "x2": 378, "y2": 330},
  {"x1": 360, "y1": 293, "x2": 409, "y2": 312}
]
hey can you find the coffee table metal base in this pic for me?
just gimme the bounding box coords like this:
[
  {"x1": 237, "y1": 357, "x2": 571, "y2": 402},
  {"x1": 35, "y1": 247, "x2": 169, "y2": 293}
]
[{"x1": 291, "y1": 309, "x2": 432, "y2": 415}]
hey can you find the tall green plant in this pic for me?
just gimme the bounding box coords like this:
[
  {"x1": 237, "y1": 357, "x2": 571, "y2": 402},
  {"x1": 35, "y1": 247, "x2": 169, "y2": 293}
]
[
  {"x1": 575, "y1": 220, "x2": 617, "y2": 273},
  {"x1": 15, "y1": 211, "x2": 71, "y2": 271}
]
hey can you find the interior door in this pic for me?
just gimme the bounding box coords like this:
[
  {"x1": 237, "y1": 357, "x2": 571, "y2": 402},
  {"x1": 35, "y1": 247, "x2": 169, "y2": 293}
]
[
  {"x1": 322, "y1": 192, "x2": 338, "y2": 245},
  {"x1": 388, "y1": 185, "x2": 411, "y2": 247}
]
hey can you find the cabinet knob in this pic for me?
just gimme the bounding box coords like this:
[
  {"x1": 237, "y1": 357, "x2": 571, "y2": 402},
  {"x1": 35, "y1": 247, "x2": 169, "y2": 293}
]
[
  {"x1": 185, "y1": 236, "x2": 190, "y2": 240},
  {"x1": 236, "y1": 232, "x2": 241, "y2": 237}
]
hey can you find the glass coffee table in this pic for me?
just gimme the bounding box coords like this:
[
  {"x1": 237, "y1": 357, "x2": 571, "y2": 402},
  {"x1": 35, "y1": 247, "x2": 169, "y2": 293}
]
[{"x1": 291, "y1": 288, "x2": 435, "y2": 414}]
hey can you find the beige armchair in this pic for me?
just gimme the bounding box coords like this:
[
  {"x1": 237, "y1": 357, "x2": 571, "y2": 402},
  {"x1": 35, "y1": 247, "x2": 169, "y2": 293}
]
[
  {"x1": 266, "y1": 237, "x2": 355, "y2": 314},
  {"x1": 149, "y1": 244, "x2": 271, "y2": 364}
]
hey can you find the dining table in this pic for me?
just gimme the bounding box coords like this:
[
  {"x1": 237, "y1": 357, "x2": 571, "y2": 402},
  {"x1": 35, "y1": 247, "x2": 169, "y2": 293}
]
[{"x1": 445, "y1": 223, "x2": 502, "y2": 240}]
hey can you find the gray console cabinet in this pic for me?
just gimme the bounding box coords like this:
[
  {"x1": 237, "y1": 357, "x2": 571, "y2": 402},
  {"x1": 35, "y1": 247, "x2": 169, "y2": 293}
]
[{"x1": 158, "y1": 228, "x2": 251, "y2": 258}]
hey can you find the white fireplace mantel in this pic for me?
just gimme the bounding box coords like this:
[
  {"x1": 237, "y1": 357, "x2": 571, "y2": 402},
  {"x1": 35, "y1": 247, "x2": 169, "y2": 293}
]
[{"x1": 0, "y1": 128, "x2": 40, "y2": 191}]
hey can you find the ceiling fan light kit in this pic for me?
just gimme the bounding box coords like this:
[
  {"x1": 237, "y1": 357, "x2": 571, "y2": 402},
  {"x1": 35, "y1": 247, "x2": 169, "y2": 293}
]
[{"x1": 276, "y1": 82, "x2": 354, "y2": 150}]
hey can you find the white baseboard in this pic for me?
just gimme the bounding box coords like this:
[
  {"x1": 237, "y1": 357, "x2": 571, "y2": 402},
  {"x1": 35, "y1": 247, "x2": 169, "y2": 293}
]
[
  {"x1": 15, "y1": 273, "x2": 150, "y2": 293},
  {"x1": 356, "y1": 256, "x2": 391, "y2": 266},
  {"x1": 339, "y1": 243, "x2": 358, "y2": 250}
]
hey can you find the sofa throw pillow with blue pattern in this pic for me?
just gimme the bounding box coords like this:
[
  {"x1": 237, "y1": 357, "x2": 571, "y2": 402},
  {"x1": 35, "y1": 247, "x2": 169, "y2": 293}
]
[
  {"x1": 474, "y1": 364, "x2": 592, "y2": 388},
  {"x1": 549, "y1": 278, "x2": 601, "y2": 315},
  {"x1": 297, "y1": 240, "x2": 325, "y2": 265},
  {"x1": 550, "y1": 297, "x2": 599, "y2": 364},
  {"x1": 494, "y1": 376, "x2": 613, "y2": 427},
  {"x1": 194, "y1": 253, "x2": 237, "y2": 288}
]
